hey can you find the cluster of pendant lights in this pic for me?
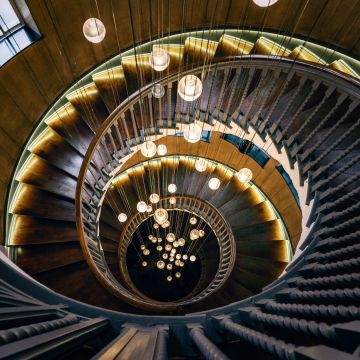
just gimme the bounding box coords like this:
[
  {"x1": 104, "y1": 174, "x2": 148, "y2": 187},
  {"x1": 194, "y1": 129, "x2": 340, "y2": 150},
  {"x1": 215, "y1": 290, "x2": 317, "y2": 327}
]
[{"x1": 141, "y1": 211, "x2": 204, "y2": 283}]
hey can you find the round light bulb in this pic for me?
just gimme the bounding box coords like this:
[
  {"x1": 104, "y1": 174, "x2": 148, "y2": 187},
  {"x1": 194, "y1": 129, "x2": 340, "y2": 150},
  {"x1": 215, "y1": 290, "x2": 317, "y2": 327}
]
[
  {"x1": 190, "y1": 217, "x2": 197, "y2": 225},
  {"x1": 179, "y1": 261, "x2": 184, "y2": 267},
  {"x1": 175, "y1": 272, "x2": 181, "y2": 278},
  {"x1": 157, "y1": 260, "x2": 165, "y2": 269},
  {"x1": 140, "y1": 244, "x2": 146, "y2": 250},
  {"x1": 162, "y1": 220, "x2": 170, "y2": 228},
  {"x1": 176, "y1": 254, "x2": 181, "y2": 260},
  {"x1": 157, "y1": 144, "x2": 167, "y2": 156},
  {"x1": 190, "y1": 229, "x2": 200, "y2": 240},
  {"x1": 153, "y1": 223, "x2": 159, "y2": 229},
  {"x1": 142, "y1": 261, "x2": 148, "y2": 267},
  {"x1": 178, "y1": 238, "x2": 185, "y2": 246},
  {"x1": 154, "y1": 208, "x2": 169, "y2": 225},
  {"x1": 152, "y1": 83, "x2": 165, "y2": 98},
  {"x1": 166, "y1": 264, "x2": 173, "y2": 270},
  {"x1": 162, "y1": 253, "x2": 169, "y2": 260},
  {"x1": 252, "y1": 0, "x2": 279, "y2": 7},
  {"x1": 169, "y1": 197, "x2": 176, "y2": 205},
  {"x1": 140, "y1": 141, "x2": 157, "y2": 158},
  {"x1": 143, "y1": 249, "x2": 150, "y2": 256},
  {"x1": 167, "y1": 275, "x2": 173, "y2": 282},
  {"x1": 83, "y1": 18, "x2": 106, "y2": 43},
  {"x1": 168, "y1": 183, "x2": 177, "y2": 193},
  {"x1": 195, "y1": 158, "x2": 208, "y2": 172},
  {"x1": 151, "y1": 238, "x2": 157, "y2": 243},
  {"x1": 165, "y1": 244, "x2": 172, "y2": 251},
  {"x1": 178, "y1": 74, "x2": 203, "y2": 101},
  {"x1": 149, "y1": 193, "x2": 160, "y2": 204},
  {"x1": 199, "y1": 229, "x2": 205, "y2": 237},
  {"x1": 166, "y1": 233, "x2": 175, "y2": 242},
  {"x1": 171, "y1": 249, "x2": 176, "y2": 254},
  {"x1": 236, "y1": 168, "x2": 253, "y2": 183},
  {"x1": 146, "y1": 205, "x2": 153, "y2": 213},
  {"x1": 190, "y1": 255, "x2": 196, "y2": 262},
  {"x1": 118, "y1": 213, "x2": 127, "y2": 223},
  {"x1": 184, "y1": 123, "x2": 202, "y2": 143},
  {"x1": 175, "y1": 259, "x2": 181, "y2": 266},
  {"x1": 157, "y1": 238, "x2": 162, "y2": 243},
  {"x1": 173, "y1": 241, "x2": 179, "y2": 248},
  {"x1": 137, "y1": 201, "x2": 147, "y2": 213},
  {"x1": 183, "y1": 254, "x2": 188, "y2": 260},
  {"x1": 149, "y1": 47, "x2": 170, "y2": 71},
  {"x1": 148, "y1": 235, "x2": 154, "y2": 240},
  {"x1": 156, "y1": 245, "x2": 163, "y2": 251},
  {"x1": 208, "y1": 177, "x2": 221, "y2": 190},
  {"x1": 169, "y1": 257, "x2": 174, "y2": 262}
]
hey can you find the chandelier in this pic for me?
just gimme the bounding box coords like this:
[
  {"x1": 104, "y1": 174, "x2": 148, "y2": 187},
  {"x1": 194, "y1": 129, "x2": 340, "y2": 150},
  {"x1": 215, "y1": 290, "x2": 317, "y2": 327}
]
[{"x1": 125, "y1": 189, "x2": 206, "y2": 283}]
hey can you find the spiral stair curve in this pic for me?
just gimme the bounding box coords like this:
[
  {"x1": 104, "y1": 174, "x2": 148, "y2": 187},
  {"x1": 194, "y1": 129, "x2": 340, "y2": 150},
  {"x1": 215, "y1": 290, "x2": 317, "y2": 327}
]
[{"x1": 1, "y1": 29, "x2": 360, "y2": 359}]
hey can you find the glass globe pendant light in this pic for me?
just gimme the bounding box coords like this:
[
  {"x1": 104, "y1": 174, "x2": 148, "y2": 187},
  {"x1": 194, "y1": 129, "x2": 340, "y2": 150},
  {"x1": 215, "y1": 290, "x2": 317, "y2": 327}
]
[
  {"x1": 161, "y1": 220, "x2": 170, "y2": 228},
  {"x1": 149, "y1": 46, "x2": 170, "y2": 71},
  {"x1": 152, "y1": 83, "x2": 165, "y2": 98},
  {"x1": 208, "y1": 177, "x2": 221, "y2": 190},
  {"x1": 149, "y1": 193, "x2": 160, "y2": 204},
  {"x1": 252, "y1": 0, "x2": 279, "y2": 7},
  {"x1": 169, "y1": 197, "x2": 176, "y2": 205},
  {"x1": 137, "y1": 201, "x2": 147, "y2": 213},
  {"x1": 142, "y1": 261, "x2": 148, "y2": 267},
  {"x1": 178, "y1": 75, "x2": 203, "y2": 101},
  {"x1": 168, "y1": 183, "x2": 177, "y2": 193},
  {"x1": 146, "y1": 205, "x2": 153, "y2": 213},
  {"x1": 195, "y1": 158, "x2": 208, "y2": 172},
  {"x1": 184, "y1": 123, "x2": 202, "y2": 143},
  {"x1": 167, "y1": 275, "x2": 173, "y2": 282},
  {"x1": 140, "y1": 141, "x2": 157, "y2": 158},
  {"x1": 190, "y1": 255, "x2": 196, "y2": 262},
  {"x1": 166, "y1": 233, "x2": 176, "y2": 243},
  {"x1": 157, "y1": 144, "x2": 167, "y2": 156},
  {"x1": 190, "y1": 229, "x2": 200, "y2": 240},
  {"x1": 189, "y1": 217, "x2": 197, "y2": 225},
  {"x1": 175, "y1": 272, "x2": 181, "y2": 278},
  {"x1": 157, "y1": 260, "x2": 165, "y2": 269},
  {"x1": 83, "y1": 18, "x2": 106, "y2": 43},
  {"x1": 154, "y1": 208, "x2": 168, "y2": 225},
  {"x1": 118, "y1": 213, "x2": 127, "y2": 223},
  {"x1": 236, "y1": 168, "x2": 253, "y2": 183}
]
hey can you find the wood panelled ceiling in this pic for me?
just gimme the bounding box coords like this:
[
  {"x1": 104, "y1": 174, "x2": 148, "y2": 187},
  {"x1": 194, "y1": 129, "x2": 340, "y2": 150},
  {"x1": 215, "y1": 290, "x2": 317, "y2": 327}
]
[{"x1": 0, "y1": 0, "x2": 359, "y2": 238}]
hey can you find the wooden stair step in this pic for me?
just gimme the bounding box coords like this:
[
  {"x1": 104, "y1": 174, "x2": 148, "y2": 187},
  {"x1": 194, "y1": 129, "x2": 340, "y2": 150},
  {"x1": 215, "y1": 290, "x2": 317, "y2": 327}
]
[
  {"x1": 233, "y1": 219, "x2": 284, "y2": 241},
  {"x1": 236, "y1": 239, "x2": 289, "y2": 262},
  {"x1": 9, "y1": 215, "x2": 78, "y2": 245},
  {"x1": 215, "y1": 35, "x2": 253, "y2": 58},
  {"x1": 30, "y1": 128, "x2": 84, "y2": 178},
  {"x1": 11, "y1": 184, "x2": 75, "y2": 221},
  {"x1": 92, "y1": 66, "x2": 128, "y2": 112},
  {"x1": 18, "y1": 155, "x2": 77, "y2": 200},
  {"x1": 228, "y1": 201, "x2": 276, "y2": 229},
  {"x1": 15, "y1": 242, "x2": 84, "y2": 275},
  {"x1": 66, "y1": 83, "x2": 109, "y2": 130},
  {"x1": 46, "y1": 103, "x2": 94, "y2": 155},
  {"x1": 236, "y1": 254, "x2": 287, "y2": 278},
  {"x1": 183, "y1": 37, "x2": 218, "y2": 65}
]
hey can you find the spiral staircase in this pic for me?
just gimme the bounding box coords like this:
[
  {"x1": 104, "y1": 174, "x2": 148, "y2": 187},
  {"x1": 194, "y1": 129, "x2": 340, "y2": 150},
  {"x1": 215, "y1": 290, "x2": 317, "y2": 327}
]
[{"x1": 1, "y1": 28, "x2": 360, "y2": 359}]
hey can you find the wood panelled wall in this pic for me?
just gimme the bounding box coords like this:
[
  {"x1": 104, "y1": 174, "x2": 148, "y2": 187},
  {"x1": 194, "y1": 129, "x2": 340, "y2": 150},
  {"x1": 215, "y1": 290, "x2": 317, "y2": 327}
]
[{"x1": 1, "y1": 0, "x2": 359, "y2": 240}]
